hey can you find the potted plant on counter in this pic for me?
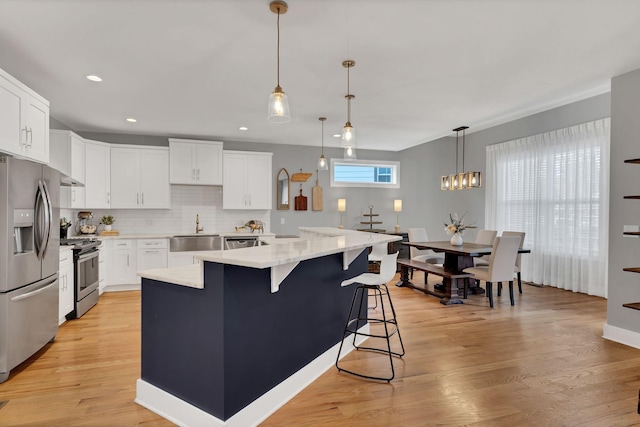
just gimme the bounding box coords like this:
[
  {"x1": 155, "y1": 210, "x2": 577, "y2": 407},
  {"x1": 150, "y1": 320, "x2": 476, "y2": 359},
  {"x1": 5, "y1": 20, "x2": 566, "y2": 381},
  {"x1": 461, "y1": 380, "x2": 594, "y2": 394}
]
[{"x1": 101, "y1": 215, "x2": 115, "y2": 231}]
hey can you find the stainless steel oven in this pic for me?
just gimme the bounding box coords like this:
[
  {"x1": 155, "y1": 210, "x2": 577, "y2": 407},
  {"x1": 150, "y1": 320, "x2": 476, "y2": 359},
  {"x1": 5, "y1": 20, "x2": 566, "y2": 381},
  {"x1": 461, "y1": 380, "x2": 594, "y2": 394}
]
[{"x1": 61, "y1": 238, "x2": 100, "y2": 319}]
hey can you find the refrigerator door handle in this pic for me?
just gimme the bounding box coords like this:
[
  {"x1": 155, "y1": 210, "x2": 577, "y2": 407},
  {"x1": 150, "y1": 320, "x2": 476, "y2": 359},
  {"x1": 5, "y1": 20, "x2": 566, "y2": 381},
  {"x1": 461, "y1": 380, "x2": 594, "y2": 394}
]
[
  {"x1": 40, "y1": 180, "x2": 53, "y2": 257},
  {"x1": 10, "y1": 279, "x2": 58, "y2": 302},
  {"x1": 34, "y1": 180, "x2": 52, "y2": 259}
]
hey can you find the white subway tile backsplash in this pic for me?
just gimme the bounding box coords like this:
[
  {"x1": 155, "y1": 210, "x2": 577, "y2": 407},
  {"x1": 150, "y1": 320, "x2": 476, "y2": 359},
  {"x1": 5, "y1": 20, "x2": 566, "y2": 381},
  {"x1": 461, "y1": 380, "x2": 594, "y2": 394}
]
[{"x1": 62, "y1": 185, "x2": 269, "y2": 236}]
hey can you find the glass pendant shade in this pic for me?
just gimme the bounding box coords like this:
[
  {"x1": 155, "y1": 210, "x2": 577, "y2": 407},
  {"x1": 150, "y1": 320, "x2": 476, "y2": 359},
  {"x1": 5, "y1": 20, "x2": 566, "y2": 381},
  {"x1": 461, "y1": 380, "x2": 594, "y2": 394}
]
[
  {"x1": 458, "y1": 172, "x2": 467, "y2": 189},
  {"x1": 450, "y1": 174, "x2": 458, "y2": 190},
  {"x1": 468, "y1": 171, "x2": 482, "y2": 188},
  {"x1": 441, "y1": 175, "x2": 451, "y2": 190},
  {"x1": 341, "y1": 122, "x2": 356, "y2": 147},
  {"x1": 344, "y1": 146, "x2": 357, "y2": 159},
  {"x1": 318, "y1": 154, "x2": 328, "y2": 170},
  {"x1": 268, "y1": 87, "x2": 290, "y2": 123}
]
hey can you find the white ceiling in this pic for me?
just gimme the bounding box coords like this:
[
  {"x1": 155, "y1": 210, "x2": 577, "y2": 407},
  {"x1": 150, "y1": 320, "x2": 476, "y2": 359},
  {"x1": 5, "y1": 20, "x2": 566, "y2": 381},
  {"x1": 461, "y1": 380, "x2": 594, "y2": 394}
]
[{"x1": 1, "y1": 0, "x2": 639, "y2": 152}]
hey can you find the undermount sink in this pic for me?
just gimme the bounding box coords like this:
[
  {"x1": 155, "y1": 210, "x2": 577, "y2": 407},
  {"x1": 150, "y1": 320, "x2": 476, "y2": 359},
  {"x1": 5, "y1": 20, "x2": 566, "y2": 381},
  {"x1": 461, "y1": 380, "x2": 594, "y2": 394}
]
[{"x1": 170, "y1": 234, "x2": 222, "y2": 252}]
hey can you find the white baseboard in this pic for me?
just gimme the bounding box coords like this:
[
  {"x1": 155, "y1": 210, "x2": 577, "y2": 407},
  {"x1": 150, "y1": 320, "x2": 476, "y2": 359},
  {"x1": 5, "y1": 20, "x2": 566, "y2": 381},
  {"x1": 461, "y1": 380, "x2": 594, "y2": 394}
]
[
  {"x1": 603, "y1": 323, "x2": 640, "y2": 349},
  {"x1": 103, "y1": 283, "x2": 141, "y2": 292},
  {"x1": 135, "y1": 325, "x2": 369, "y2": 427}
]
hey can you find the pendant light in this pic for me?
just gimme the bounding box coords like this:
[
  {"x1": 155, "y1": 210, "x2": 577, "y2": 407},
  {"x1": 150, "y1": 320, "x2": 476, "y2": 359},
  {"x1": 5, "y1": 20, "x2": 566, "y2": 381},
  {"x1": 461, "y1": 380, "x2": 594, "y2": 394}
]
[
  {"x1": 318, "y1": 117, "x2": 328, "y2": 170},
  {"x1": 341, "y1": 60, "x2": 356, "y2": 159},
  {"x1": 440, "y1": 126, "x2": 482, "y2": 190},
  {"x1": 267, "y1": 1, "x2": 290, "y2": 123}
]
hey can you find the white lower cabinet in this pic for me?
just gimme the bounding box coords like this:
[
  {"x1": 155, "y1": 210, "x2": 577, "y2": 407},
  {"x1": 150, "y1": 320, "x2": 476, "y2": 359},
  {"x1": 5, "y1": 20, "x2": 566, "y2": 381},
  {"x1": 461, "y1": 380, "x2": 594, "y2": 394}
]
[
  {"x1": 136, "y1": 239, "x2": 168, "y2": 284},
  {"x1": 98, "y1": 241, "x2": 110, "y2": 294},
  {"x1": 59, "y1": 249, "x2": 74, "y2": 324},
  {"x1": 168, "y1": 251, "x2": 201, "y2": 268},
  {"x1": 111, "y1": 240, "x2": 137, "y2": 285}
]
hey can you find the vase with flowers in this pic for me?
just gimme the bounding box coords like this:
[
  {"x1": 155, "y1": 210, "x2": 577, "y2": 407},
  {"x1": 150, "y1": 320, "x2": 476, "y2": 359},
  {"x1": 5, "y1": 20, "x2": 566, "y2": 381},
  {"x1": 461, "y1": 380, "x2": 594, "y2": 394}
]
[{"x1": 444, "y1": 212, "x2": 467, "y2": 245}]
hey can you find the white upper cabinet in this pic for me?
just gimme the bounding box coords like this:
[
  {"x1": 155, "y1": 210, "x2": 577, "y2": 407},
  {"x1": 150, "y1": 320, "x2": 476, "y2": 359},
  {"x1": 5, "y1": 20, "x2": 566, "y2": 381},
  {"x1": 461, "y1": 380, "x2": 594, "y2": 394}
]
[
  {"x1": 111, "y1": 145, "x2": 170, "y2": 209},
  {"x1": 0, "y1": 68, "x2": 50, "y2": 164},
  {"x1": 223, "y1": 150, "x2": 272, "y2": 210},
  {"x1": 84, "y1": 140, "x2": 111, "y2": 209},
  {"x1": 50, "y1": 130, "x2": 85, "y2": 185},
  {"x1": 169, "y1": 138, "x2": 223, "y2": 185}
]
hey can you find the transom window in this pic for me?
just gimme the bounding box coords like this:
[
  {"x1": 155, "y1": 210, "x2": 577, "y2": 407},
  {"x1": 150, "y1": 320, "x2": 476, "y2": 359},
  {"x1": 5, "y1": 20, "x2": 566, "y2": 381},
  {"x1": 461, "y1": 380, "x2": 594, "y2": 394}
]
[{"x1": 330, "y1": 159, "x2": 400, "y2": 188}]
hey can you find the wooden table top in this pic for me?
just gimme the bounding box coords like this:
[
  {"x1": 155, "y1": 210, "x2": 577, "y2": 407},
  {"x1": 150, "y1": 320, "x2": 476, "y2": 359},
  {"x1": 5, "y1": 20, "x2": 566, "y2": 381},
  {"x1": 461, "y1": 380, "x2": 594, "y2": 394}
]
[{"x1": 403, "y1": 240, "x2": 531, "y2": 256}]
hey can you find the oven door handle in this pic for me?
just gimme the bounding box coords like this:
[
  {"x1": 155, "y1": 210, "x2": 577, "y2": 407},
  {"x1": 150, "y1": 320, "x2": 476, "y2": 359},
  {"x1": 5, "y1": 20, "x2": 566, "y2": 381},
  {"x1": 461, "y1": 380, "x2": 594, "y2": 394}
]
[{"x1": 77, "y1": 249, "x2": 99, "y2": 262}]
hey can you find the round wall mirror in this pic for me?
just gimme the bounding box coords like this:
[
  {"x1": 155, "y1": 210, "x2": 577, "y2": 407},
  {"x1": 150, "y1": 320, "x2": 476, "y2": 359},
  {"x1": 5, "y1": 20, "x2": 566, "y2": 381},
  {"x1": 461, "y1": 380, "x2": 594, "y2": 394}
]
[{"x1": 276, "y1": 168, "x2": 290, "y2": 210}]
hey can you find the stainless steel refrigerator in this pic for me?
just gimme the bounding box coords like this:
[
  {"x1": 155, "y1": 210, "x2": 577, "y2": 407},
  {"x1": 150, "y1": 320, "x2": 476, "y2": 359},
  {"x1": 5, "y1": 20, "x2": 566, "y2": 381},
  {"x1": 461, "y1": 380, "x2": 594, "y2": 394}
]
[{"x1": 0, "y1": 156, "x2": 60, "y2": 383}]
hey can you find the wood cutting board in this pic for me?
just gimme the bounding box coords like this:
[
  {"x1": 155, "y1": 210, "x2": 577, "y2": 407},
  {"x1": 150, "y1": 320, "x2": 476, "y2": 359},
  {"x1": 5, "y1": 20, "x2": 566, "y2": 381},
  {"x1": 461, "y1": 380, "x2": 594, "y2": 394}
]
[
  {"x1": 312, "y1": 174, "x2": 323, "y2": 211},
  {"x1": 294, "y1": 188, "x2": 308, "y2": 211}
]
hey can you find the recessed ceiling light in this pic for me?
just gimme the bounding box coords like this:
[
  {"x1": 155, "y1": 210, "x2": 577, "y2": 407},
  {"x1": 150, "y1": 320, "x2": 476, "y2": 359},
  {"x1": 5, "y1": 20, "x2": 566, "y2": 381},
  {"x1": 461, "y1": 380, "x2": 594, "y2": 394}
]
[
  {"x1": 126, "y1": 118, "x2": 137, "y2": 123},
  {"x1": 239, "y1": 126, "x2": 248, "y2": 131},
  {"x1": 86, "y1": 75, "x2": 102, "y2": 82},
  {"x1": 332, "y1": 134, "x2": 341, "y2": 138}
]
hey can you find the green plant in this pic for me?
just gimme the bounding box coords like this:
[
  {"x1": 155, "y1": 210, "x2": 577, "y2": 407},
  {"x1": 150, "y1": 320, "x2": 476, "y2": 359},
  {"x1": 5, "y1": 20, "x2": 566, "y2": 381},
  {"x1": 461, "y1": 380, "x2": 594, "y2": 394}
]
[{"x1": 101, "y1": 215, "x2": 115, "y2": 225}]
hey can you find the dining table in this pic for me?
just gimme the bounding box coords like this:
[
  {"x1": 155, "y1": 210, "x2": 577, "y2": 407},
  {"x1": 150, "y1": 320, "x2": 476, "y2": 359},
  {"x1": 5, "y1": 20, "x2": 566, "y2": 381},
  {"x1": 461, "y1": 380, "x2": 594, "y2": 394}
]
[{"x1": 399, "y1": 240, "x2": 530, "y2": 304}]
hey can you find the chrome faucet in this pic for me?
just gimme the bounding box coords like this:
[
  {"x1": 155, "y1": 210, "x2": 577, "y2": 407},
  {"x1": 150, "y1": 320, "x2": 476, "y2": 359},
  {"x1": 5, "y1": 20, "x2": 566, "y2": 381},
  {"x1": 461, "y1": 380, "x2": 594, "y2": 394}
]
[{"x1": 196, "y1": 214, "x2": 204, "y2": 234}]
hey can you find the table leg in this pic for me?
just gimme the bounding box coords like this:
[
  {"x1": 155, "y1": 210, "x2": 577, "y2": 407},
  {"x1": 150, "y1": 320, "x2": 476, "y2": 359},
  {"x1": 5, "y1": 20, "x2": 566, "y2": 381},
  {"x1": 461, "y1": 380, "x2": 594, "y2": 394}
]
[
  {"x1": 395, "y1": 264, "x2": 410, "y2": 287},
  {"x1": 440, "y1": 277, "x2": 463, "y2": 305}
]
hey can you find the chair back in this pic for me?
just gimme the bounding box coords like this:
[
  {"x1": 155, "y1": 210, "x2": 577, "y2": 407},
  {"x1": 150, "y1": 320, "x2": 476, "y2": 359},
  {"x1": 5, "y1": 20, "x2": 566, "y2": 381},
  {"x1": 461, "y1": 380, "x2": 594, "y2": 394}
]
[
  {"x1": 379, "y1": 252, "x2": 400, "y2": 284},
  {"x1": 501, "y1": 231, "x2": 525, "y2": 269},
  {"x1": 408, "y1": 228, "x2": 429, "y2": 259},
  {"x1": 368, "y1": 243, "x2": 388, "y2": 262},
  {"x1": 475, "y1": 229, "x2": 497, "y2": 246},
  {"x1": 488, "y1": 236, "x2": 521, "y2": 282}
]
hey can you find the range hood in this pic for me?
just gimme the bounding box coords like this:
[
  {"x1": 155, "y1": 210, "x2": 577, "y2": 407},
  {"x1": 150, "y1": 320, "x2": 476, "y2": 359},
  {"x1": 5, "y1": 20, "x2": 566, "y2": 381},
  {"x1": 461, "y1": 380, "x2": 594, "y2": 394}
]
[{"x1": 60, "y1": 173, "x2": 84, "y2": 187}]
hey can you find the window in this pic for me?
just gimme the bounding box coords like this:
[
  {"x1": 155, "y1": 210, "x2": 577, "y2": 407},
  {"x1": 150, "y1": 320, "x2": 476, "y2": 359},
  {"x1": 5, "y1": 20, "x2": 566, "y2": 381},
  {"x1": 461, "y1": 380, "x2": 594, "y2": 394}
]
[
  {"x1": 330, "y1": 159, "x2": 400, "y2": 188},
  {"x1": 485, "y1": 118, "x2": 610, "y2": 297}
]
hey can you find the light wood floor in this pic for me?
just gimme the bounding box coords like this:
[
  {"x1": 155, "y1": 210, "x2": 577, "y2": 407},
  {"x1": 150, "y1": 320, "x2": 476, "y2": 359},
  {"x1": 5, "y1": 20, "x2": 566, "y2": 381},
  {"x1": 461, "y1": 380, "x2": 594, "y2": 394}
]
[{"x1": 1, "y1": 274, "x2": 640, "y2": 426}]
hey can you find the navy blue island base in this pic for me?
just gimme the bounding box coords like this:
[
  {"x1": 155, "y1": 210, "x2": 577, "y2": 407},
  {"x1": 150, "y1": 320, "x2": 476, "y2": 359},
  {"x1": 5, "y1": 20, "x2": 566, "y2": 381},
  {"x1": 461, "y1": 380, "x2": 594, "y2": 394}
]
[{"x1": 140, "y1": 250, "x2": 368, "y2": 422}]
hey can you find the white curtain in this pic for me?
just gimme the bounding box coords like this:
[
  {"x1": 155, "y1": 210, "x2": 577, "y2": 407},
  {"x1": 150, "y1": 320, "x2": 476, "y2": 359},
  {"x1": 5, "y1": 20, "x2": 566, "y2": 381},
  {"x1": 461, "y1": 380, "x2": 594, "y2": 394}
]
[{"x1": 485, "y1": 118, "x2": 610, "y2": 297}]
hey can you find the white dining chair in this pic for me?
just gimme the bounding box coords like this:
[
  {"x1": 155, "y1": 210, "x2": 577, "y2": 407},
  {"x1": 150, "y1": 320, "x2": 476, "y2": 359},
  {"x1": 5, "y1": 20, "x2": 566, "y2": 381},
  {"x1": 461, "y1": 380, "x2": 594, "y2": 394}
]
[
  {"x1": 463, "y1": 236, "x2": 521, "y2": 308},
  {"x1": 407, "y1": 228, "x2": 444, "y2": 282},
  {"x1": 501, "y1": 231, "x2": 526, "y2": 293},
  {"x1": 473, "y1": 229, "x2": 497, "y2": 266}
]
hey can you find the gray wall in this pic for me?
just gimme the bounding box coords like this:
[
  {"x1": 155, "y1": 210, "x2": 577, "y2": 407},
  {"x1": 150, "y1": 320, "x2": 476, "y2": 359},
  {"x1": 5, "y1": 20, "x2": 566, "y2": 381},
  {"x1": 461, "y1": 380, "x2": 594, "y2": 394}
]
[
  {"x1": 54, "y1": 91, "x2": 611, "y2": 240},
  {"x1": 397, "y1": 93, "x2": 611, "y2": 242},
  {"x1": 608, "y1": 69, "x2": 640, "y2": 332}
]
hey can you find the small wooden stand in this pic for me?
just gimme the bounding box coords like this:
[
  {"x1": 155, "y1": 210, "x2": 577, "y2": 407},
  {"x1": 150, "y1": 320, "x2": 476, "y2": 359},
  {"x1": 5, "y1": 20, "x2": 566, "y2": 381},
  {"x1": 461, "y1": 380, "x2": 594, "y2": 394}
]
[{"x1": 357, "y1": 205, "x2": 385, "y2": 232}]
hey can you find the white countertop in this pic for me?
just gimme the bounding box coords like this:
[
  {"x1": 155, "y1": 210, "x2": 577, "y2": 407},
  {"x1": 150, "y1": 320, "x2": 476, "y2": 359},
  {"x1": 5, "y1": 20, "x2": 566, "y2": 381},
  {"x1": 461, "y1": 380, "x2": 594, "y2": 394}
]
[
  {"x1": 68, "y1": 232, "x2": 275, "y2": 240},
  {"x1": 137, "y1": 228, "x2": 400, "y2": 290}
]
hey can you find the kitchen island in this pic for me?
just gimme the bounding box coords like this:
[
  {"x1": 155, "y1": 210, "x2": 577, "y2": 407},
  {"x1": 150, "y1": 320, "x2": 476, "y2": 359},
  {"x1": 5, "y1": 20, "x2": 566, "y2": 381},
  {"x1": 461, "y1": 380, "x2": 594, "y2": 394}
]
[{"x1": 135, "y1": 227, "x2": 400, "y2": 426}]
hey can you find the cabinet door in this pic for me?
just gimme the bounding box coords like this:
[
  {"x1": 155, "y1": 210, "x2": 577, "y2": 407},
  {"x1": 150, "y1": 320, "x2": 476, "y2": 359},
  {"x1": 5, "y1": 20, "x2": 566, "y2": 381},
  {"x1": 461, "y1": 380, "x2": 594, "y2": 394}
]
[
  {"x1": 112, "y1": 250, "x2": 137, "y2": 285},
  {"x1": 140, "y1": 149, "x2": 170, "y2": 208},
  {"x1": 196, "y1": 143, "x2": 223, "y2": 185},
  {"x1": 222, "y1": 152, "x2": 248, "y2": 209},
  {"x1": 24, "y1": 95, "x2": 49, "y2": 163},
  {"x1": 168, "y1": 251, "x2": 199, "y2": 268},
  {"x1": 136, "y1": 248, "x2": 168, "y2": 284},
  {"x1": 84, "y1": 142, "x2": 111, "y2": 208},
  {"x1": 0, "y1": 76, "x2": 24, "y2": 157},
  {"x1": 110, "y1": 147, "x2": 140, "y2": 208},
  {"x1": 169, "y1": 141, "x2": 196, "y2": 184},
  {"x1": 246, "y1": 154, "x2": 272, "y2": 209},
  {"x1": 70, "y1": 134, "x2": 85, "y2": 184}
]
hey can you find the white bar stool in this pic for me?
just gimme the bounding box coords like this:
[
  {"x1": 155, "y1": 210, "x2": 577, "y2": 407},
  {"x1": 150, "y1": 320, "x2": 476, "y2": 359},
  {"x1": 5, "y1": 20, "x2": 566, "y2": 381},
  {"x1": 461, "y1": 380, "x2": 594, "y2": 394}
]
[{"x1": 335, "y1": 252, "x2": 405, "y2": 382}]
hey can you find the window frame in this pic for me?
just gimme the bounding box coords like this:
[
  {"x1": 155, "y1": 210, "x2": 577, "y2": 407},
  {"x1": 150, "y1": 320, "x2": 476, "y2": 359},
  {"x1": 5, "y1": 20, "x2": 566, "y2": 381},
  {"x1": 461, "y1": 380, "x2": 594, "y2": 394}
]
[{"x1": 330, "y1": 158, "x2": 400, "y2": 188}]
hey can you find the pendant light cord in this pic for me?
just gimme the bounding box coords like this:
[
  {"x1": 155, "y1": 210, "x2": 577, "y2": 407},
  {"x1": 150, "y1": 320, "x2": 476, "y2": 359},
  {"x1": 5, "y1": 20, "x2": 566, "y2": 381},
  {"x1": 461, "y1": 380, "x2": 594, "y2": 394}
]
[
  {"x1": 321, "y1": 119, "x2": 324, "y2": 154},
  {"x1": 462, "y1": 128, "x2": 465, "y2": 173},
  {"x1": 346, "y1": 64, "x2": 351, "y2": 122},
  {"x1": 455, "y1": 130, "x2": 459, "y2": 175},
  {"x1": 276, "y1": 8, "x2": 281, "y2": 88}
]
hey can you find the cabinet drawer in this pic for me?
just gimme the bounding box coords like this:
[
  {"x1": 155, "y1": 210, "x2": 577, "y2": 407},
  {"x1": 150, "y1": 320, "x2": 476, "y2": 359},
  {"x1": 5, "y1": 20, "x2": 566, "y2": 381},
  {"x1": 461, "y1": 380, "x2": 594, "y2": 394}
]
[
  {"x1": 113, "y1": 240, "x2": 133, "y2": 250},
  {"x1": 137, "y1": 238, "x2": 168, "y2": 249},
  {"x1": 59, "y1": 248, "x2": 73, "y2": 268}
]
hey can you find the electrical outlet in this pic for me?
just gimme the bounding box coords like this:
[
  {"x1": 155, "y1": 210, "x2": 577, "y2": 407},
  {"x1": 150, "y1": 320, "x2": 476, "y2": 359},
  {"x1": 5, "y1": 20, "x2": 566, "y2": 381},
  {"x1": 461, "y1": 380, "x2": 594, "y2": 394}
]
[{"x1": 281, "y1": 217, "x2": 285, "y2": 225}]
